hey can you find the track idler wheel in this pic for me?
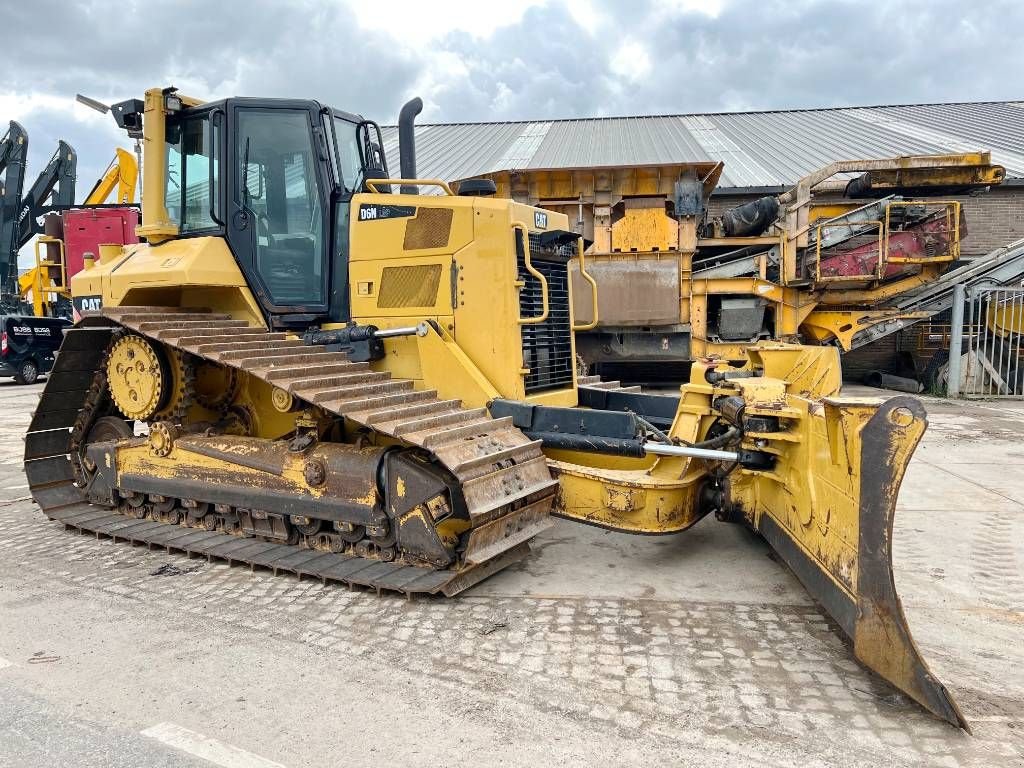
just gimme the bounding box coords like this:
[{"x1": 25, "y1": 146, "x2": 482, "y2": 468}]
[
  {"x1": 148, "y1": 494, "x2": 176, "y2": 515},
  {"x1": 149, "y1": 422, "x2": 179, "y2": 457},
  {"x1": 86, "y1": 416, "x2": 134, "y2": 443},
  {"x1": 194, "y1": 360, "x2": 238, "y2": 412},
  {"x1": 184, "y1": 501, "x2": 211, "y2": 525},
  {"x1": 290, "y1": 515, "x2": 322, "y2": 536},
  {"x1": 333, "y1": 521, "x2": 365, "y2": 543},
  {"x1": 368, "y1": 524, "x2": 397, "y2": 562},
  {"x1": 80, "y1": 416, "x2": 133, "y2": 474}
]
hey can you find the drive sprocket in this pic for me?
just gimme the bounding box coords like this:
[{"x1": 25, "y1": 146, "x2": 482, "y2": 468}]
[
  {"x1": 105, "y1": 335, "x2": 168, "y2": 420},
  {"x1": 153, "y1": 347, "x2": 194, "y2": 422},
  {"x1": 105, "y1": 335, "x2": 193, "y2": 423}
]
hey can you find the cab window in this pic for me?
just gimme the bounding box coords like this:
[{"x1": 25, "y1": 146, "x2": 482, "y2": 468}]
[
  {"x1": 236, "y1": 109, "x2": 325, "y2": 306},
  {"x1": 333, "y1": 117, "x2": 362, "y2": 192},
  {"x1": 166, "y1": 114, "x2": 219, "y2": 233}
]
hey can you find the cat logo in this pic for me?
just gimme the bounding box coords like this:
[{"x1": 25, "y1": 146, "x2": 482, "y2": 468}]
[
  {"x1": 534, "y1": 211, "x2": 548, "y2": 229},
  {"x1": 74, "y1": 296, "x2": 103, "y2": 314}
]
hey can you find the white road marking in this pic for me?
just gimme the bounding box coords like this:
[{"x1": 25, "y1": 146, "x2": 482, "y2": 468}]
[
  {"x1": 0, "y1": 657, "x2": 13, "y2": 669},
  {"x1": 2, "y1": 484, "x2": 28, "y2": 490},
  {"x1": 140, "y1": 722, "x2": 286, "y2": 768}
]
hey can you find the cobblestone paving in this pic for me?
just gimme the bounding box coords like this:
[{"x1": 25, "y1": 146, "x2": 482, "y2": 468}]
[
  {"x1": 2, "y1": 381, "x2": 1022, "y2": 766},
  {"x1": 0, "y1": 500, "x2": 1020, "y2": 767}
]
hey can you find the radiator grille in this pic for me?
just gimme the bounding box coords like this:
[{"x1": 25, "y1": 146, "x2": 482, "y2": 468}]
[
  {"x1": 377, "y1": 264, "x2": 443, "y2": 308},
  {"x1": 403, "y1": 207, "x2": 453, "y2": 250},
  {"x1": 518, "y1": 232, "x2": 574, "y2": 394}
]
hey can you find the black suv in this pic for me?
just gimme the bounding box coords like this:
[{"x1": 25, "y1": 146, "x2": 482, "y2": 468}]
[{"x1": 0, "y1": 315, "x2": 70, "y2": 384}]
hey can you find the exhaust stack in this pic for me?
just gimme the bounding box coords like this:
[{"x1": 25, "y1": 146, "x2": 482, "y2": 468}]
[{"x1": 398, "y1": 97, "x2": 423, "y2": 194}]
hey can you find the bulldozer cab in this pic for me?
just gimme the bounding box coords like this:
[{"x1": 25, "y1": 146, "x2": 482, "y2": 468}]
[{"x1": 138, "y1": 91, "x2": 378, "y2": 327}]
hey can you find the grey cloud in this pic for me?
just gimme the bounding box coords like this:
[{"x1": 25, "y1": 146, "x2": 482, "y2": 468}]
[
  {"x1": 430, "y1": 0, "x2": 1024, "y2": 120},
  {"x1": 4, "y1": 0, "x2": 419, "y2": 117},
  {"x1": 629, "y1": 0, "x2": 1021, "y2": 114},
  {"x1": 7, "y1": 0, "x2": 1022, "y2": 123},
  {"x1": 5, "y1": 0, "x2": 1022, "y2": 240},
  {"x1": 433, "y1": 4, "x2": 612, "y2": 120}
]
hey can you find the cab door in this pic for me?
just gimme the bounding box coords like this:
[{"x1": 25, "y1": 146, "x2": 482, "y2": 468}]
[{"x1": 226, "y1": 102, "x2": 332, "y2": 325}]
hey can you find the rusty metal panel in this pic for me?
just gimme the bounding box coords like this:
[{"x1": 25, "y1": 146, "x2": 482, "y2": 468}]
[
  {"x1": 570, "y1": 257, "x2": 680, "y2": 327},
  {"x1": 610, "y1": 200, "x2": 677, "y2": 252}
]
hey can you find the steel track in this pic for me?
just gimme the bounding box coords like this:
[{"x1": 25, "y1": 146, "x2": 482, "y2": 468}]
[{"x1": 24, "y1": 309, "x2": 557, "y2": 597}]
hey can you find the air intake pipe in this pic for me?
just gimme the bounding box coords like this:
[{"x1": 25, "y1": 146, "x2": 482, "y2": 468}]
[{"x1": 398, "y1": 97, "x2": 423, "y2": 195}]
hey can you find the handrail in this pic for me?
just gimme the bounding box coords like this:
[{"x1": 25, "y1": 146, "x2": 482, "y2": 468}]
[
  {"x1": 814, "y1": 220, "x2": 883, "y2": 283},
  {"x1": 513, "y1": 223, "x2": 549, "y2": 325},
  {"x1": 885, "y1": 200, "x2": 961, "y2": 264},
  {"x1": 572, "y1": 235, "x2": 599, "y2": 331},
  {"x1": 364, "y1": 178, "x2": 454, "y2": 195},
  {"x1": 30, "y1": 235, "x2": 66, "y2": 316}
]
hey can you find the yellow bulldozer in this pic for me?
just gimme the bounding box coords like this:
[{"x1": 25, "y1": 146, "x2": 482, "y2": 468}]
[{"x1": 24, "y1": 87, "x2": 965, "y2": 729}]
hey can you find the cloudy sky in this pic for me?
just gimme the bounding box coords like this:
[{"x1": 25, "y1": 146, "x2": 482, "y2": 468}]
[{"x1": 3, "y1": 0, "x2": 1021, "y2": 242}]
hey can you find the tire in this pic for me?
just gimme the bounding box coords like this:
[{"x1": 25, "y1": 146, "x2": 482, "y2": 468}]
[{"x1": 14, "y1": 359, "x2": 38, "y2": 385}]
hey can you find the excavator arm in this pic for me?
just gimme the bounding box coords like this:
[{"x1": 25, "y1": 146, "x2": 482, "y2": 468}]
[
  {"x1": 84, "y1": 148, "x2": 138, "y2": 205},
  {"x1": 0, "y1": 120, "x2": 29, "y2": 306},
  {"x1": 16, "y1": 139, "x2": 76, "y2": 248},
  {"x1": 12, "y1": 144, "x2": 135, "y2": 317}
]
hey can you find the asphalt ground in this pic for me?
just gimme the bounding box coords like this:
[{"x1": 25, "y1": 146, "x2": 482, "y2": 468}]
[{"x1": 1, "y1": 377, "x2": 1022, "y2": 767}]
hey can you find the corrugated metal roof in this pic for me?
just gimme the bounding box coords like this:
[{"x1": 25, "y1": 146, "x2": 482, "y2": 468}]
[{"x1": 381, "y1": 100, "x2": 1024, "y2": 190}]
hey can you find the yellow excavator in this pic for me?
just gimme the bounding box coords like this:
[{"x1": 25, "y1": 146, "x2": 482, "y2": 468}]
[{"x1": 24, "y1": 87, "x2": 965, "y2": 729}]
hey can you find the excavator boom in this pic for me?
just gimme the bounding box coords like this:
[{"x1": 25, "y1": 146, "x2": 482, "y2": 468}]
[
  {"x1": 16, "y1": 140, "x2": 76, "y2": 247},
  {"x1": 84, "y1": 147, "x2": 138, "y2": 205},
  {"x1": 8, "y1": 139, "x2": 138, "y2": 317},
  {"x1": 0, "y1": 120, "x2": 29, "y2": 305}
]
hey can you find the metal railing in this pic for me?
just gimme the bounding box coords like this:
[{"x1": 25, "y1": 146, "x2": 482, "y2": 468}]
[
  {"x1": 810, "y1": 200, "x2": 960, "y2": 285},
  {"x1": 948, "y1": 284, "x2": 1024, "y2": 398}
]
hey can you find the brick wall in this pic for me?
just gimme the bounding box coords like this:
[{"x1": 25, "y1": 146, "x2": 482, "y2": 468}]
[
  {"x1": 841, "y1": 334, "x2": 899, "y2": 381},
  {"x1": 954, "y1": 186, "x2": 1024, "y2": 256}
]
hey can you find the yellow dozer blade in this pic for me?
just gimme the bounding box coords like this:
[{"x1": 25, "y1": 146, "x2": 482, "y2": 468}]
[
  {"x1": 557, "y1": 346, "x2": 965, "y2": 727},
  {"x1": 731, "y1": 393, "x2": 966, "y2": 729}
]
